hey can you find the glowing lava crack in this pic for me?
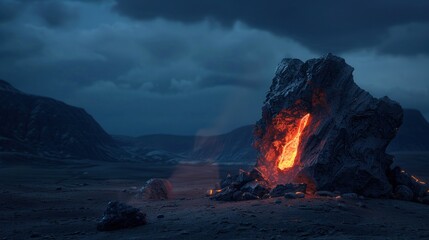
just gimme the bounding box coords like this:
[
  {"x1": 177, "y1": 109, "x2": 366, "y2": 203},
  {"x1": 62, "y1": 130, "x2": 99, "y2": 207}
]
[{"x1": 278, "y1": 113, "x2": 310, "y2": 170}]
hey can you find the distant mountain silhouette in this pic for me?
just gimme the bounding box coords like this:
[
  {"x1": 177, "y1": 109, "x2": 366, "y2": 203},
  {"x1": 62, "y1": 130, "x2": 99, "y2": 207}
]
[
  {"x1": 116, "y1": 109, "x2": 429, "y2": 162},
  {"x1": 388, "y1": 109, "x2": 429, "y2": 152},
  {"x1": 0, "y1": 79, "x2": 123, "y2": 160},
  {"x1": 114, "y1": 125, "x2": 257, "y2": 163}
]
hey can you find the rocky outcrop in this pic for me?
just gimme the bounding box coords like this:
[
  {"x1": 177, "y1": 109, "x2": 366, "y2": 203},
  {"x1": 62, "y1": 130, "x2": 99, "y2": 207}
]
[
  {"x1": 208, "y1": 54, "x2": 428, "y2": 202},
  {"x1": 97, "y1": 201, "x2": 146, "y2": 231},
  {"x1": 253, "y1": 54, "x2": 403, "y2": 197},
  {"x1": 0, "y1": 79, "x2": 123, "y2": 160}
]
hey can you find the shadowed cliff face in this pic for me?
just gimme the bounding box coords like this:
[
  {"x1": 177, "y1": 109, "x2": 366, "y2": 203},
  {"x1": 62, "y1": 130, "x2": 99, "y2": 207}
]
[
  {"x1": 0, "y1": 79, "x2": 122, "y2": 160},
  {"x1": 254, "y1": 54, "x2": 403, "y2": 197}
]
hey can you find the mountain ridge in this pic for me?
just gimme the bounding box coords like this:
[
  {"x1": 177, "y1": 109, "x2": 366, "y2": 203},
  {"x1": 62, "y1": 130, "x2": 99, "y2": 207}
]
[{"x1": 0, "y1": 79, "x2": 125, "y2": 161}]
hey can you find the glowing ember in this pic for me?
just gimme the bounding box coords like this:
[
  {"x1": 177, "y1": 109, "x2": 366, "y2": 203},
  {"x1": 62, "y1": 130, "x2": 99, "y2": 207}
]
[
  {"x1": 207, "y1": 189, "x2": 222, "y2": 196},
  {"x1": 277, "y1": 114, "x2": 310, "y2": 170},
  {"x1": 411, "y1": 175, "x2": 427, "y2": 185}
]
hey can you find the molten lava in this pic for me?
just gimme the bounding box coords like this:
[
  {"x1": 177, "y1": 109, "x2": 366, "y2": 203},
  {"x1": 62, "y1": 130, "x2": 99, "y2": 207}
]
[{"x1": 277, "y1": 114, "x2": 310, "y2": 170}]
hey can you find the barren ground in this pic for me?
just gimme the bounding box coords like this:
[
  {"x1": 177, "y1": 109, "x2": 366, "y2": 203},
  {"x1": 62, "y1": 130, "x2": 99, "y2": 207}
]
[{"x1": 1, "y1": 153, "x2": 429, "y2": 240}]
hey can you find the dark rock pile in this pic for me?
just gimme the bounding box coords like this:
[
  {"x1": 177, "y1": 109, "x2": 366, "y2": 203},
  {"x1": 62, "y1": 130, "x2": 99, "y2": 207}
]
[
  {"x1": 211, "y1": 168, "x2": 307, "y2": 201},
  {"x1": 390, "y1": 167, "x2": 429, "y2": 202},
  {"x1": 97, "y1": 201, "x2": 146, "y2": 231}
]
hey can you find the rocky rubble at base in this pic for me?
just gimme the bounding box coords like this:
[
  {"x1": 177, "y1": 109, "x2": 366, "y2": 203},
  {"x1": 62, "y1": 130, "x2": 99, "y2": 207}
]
[
  {"x1": 390, "y1": 166, "x2": 429, "y2": 203},
  {"x1": 212, "y1": 166, "x2": 429, "y2": 205},
  {"x1": 211, "y1": 168, "x2": 308, "y2": 201}
]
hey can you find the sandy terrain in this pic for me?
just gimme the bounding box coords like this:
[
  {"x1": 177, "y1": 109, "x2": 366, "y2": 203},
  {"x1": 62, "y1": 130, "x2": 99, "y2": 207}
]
[{"x1": 1, "y1": 153, "x2": 429, "y2": 240}]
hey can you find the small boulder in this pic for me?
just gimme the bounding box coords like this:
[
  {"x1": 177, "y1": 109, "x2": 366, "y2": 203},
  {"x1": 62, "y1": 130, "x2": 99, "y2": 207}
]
[
  {"x1": 212, "y1": 187, "x2": 236, "y2": 201},
  {"x1": 242, "y1": 192, "x2": 259, "y2": 200},
  {"x1": 393, "y1": 185, "x2": 414, "y2": 201},
  {"x1": 233, "y1": 191, "x2": 244, "y2": 201},
  {"x1": 390, "y1": 167, "x2": 428, "y2": 198},
  {"x1": 315, "y1": 191, "x2": 335, "y2": 197},
  {"x1": 97, "y1": 201, "x2": 146, "y2": 231},
  {"x1": 236, "y1": 171, "x2": 254, "y2": 185},
  {"x1": 240, "y1": 180, "x2": 270, "y2": 198},
  {"x1": 141, "y1": 178, "x2": 172, "y2": 200},
  {"x1": 341, "y1": 193, "x2": 358, "y2": 199},
  {"x1": 249, "y1": 168, "x2": 264, "y2": 181},
  {"x1": 284, "y1": 192, "x2": 305, "y2": 199},
  {"x1": 220, "y1": 174, "x2": 233, "y2": 188},
  {"x1": 284, "y1": 193, "x2": 296, "y2": 199},
  {"x1": 269, "y1": 183, "x2": 307, "y2": 197},
  {"x1": 295, "y1": 192, "x2": 305, "y2": 198}
]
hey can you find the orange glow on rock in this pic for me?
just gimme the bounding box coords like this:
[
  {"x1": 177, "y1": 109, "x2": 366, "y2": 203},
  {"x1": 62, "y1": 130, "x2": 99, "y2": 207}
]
[
  {"x1": 411, "y1": 175, "x2": 427, "y2": 185},
  {"x1": 277, "y1": 114, "x2": 310, "y2": 170},
  {"x1": 207, "y1": 189, "x2": 222, "y2": 196}
]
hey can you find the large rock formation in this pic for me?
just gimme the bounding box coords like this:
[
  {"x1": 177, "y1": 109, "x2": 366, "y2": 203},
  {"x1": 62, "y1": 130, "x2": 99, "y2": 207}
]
[
  {"x1": 0, "y1": 79, "x2": 123, "y2": 160},
  {"x1": 253, "y1": 54, "x2": 403, "y2": 197}
]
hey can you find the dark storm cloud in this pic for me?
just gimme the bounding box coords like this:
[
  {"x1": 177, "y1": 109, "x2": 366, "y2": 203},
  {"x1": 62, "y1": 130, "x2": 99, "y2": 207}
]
[
  {"x1": 0, "y1": 0, "x2": 22, "y2": 23},
  {"x1": 113, "y1": 0, "x2": 429, "y2": 54},
  {"x1": 0, "y1": 26, "x2": 44, "y2": 60},
  {"x1": 34, "y1": 1, "x2": 78, "y2": 28},
  {"x1": 1, "y1": 1, "x2": 428, "y2": 135},
  {"x1": 378, "y1": 23, "x2": 429, "y2": 56}
]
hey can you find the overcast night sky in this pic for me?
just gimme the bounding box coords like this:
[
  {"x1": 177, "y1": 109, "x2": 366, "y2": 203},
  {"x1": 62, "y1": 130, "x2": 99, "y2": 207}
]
[{"x1": 1, "y1": 0, "x2": 429, "y2": 136}]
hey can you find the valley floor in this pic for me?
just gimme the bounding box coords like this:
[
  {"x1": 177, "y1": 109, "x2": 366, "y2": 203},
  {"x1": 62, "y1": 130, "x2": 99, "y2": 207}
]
[{"x1": 1, "y1": 153, "x2": 429, "y2": 240}]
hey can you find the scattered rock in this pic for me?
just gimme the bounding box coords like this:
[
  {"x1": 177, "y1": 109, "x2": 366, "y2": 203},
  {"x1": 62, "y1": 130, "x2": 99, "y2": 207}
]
[
  {"x1": 141, "y1": 178, "x2": 172, "y2": 200},
  {"x1": 232, "y1": 190, "x2": 244, "y2": 201},
  {"x1": 220, "y1": 174, "x2": 233, "y2": 189},
  {"x1": 274, "y1": 199, "x2": 282, "y2": 204},
  {"x1": 214, "y1": 168, "x2": 272, "y2": 201},
  {"x1": 284, "y1": 192, "x2": 299, "y2": 199},
  {"x1": 237, "y1": 171, "x2": 254, "y2": 185},
  {"x1": 212, "y1": 186, "x2": 236, "y2": 201},
  {"x1": 315, "y1": 191, "x2": 335, "y2": 197},
  {"x1": 393, "y1": 185, "x2": 414, "y2": 201},
  {"x1": 295, "y1": 192, "x2": 305, "y2": 198},
  {"x1": 242, "y1": 192, "x2": 259, "y2": 200},
  {"x1": 341, "y1": 193, "x2": 358, "y2": 199},
  {"x1": 269, "y1": 183, "x2": 307, "y2": 197},
  {"x1": 240, "y1": 180, "x2": 270, "y2": 198},
  {"x1": 97, "y1": 201, "x2": 147, "y2": 231},
  {"x1": 390, "y1": 167, "x2": 428, "y2": 199},
  {"x1": 249, "y1": 168, "x2": 264, "y2": 181}
]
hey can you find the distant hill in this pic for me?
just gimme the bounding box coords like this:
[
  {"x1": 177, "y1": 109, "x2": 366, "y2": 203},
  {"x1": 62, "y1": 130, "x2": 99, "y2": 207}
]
[
  {"x1": 0, "y1": 79, "x2": 124, "y2": 161},
  {"x1": 114, "y1": 125, "x2": 257, "y2": 163},
  {"x1": 388, "y1": 109, "x2": 429, "y2": 152},
  {"x1": 116, "y1": 108, "x2": 429, "y2": 163}
]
